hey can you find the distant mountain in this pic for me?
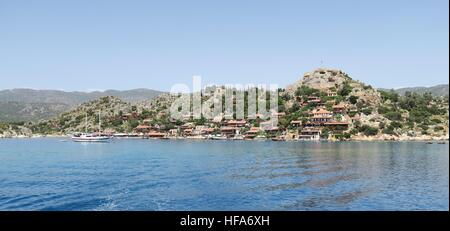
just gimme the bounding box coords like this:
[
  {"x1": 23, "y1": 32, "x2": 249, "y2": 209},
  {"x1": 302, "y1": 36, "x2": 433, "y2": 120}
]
[
  {"x1": 379, "y1": 84, "x2": 449, "y2": 97},
  {"x1": 0, "y1": 88, "x2": 163, "y2": 122}
]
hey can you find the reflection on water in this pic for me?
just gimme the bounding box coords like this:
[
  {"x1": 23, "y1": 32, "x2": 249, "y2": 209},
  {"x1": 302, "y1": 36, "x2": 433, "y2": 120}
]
[{"x1": 0, "y1": 139, "x2": 448, "y2": 211}]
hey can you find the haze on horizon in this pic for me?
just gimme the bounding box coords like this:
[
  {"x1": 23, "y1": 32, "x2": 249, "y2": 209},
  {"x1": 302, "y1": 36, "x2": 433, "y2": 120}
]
[{"x1": 0, "y1": 0, "x2": 448, "y2": 92}]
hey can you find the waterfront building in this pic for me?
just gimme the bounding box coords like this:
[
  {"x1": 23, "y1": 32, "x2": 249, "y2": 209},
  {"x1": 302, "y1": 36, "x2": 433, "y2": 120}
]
[
  {"x1": 299, "y1": 127, "x2": 321, "y2": 140},
  {"x1": 220, "y1": 127, "x2": 238, "y2": 138}
]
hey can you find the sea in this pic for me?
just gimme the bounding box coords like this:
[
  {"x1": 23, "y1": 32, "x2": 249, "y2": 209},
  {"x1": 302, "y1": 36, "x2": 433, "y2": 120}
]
[{"x1": 0, "y1": 138, "x2": 448, "y2": 211}]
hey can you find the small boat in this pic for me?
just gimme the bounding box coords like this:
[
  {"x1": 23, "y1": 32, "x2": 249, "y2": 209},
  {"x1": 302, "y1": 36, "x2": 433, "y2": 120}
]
[
  {"x1": 253, "y1": 135, "x2": 267, "y2": 141},
  {"x1": 211, "y1": 134, "x2": 228, "y2": 140},
  {"x1": 72, "y1": 112, "x2": 111, "y2": 142},
  {"x1": 426, "y1": 142, "x2": 434, "y2": 144},
  {"x1": 113, "y1": 133, "x2": 131, "y2": 138},
  {"x1": 272, "y1": 137, "x2": 285, "y2": 141},
  {"x1": 71, "y1": 133, "x2": 111, "y2": 142},
  {"x1": 232, "y1": 134, "x2": 244, "y2": 140}
]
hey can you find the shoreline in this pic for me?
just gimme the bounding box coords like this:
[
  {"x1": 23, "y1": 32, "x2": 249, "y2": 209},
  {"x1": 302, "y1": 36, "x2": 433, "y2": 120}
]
[{"x1": 1, "y1": 134, "x2": 448, "y2": 142}]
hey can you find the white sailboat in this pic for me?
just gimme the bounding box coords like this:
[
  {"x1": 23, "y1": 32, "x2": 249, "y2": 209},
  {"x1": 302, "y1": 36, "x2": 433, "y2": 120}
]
[{"x1": 71, "y1": 112, "x2": 111, "y2": 142}]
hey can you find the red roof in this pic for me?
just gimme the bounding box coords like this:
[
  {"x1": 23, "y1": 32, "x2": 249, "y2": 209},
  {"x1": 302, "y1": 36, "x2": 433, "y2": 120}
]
[
  {"x1": 310, "y1": 108, "x2": 331, "y2": 114},
  {"x1": 324, "y1": 122, "x2": 349, "y2": 125},
  {"x1": 220, "y1": 127, "x2": 237, "y2": 131},
  {"x1": 227, "y1": 120, "x2": 247, "y2": 125},
  {"x1": 136, "y1": 125, "x2": 151, "y2": 129}
]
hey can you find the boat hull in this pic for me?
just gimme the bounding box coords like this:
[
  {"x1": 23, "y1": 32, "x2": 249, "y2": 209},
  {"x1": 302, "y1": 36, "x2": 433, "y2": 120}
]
[{"x1": 71, "y1": 137, "x2": 111, "y2": 142}]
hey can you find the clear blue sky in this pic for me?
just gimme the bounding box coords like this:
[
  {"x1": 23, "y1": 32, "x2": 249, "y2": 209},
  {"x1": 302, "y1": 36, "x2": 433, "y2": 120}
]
[{"x1": 0, "y1": 0, "x2": 448, "y2": 91}]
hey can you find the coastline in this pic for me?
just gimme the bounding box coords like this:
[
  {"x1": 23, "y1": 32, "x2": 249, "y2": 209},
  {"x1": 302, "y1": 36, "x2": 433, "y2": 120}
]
[{"x1": 1, "y1": 133, "x2": 448, "y2": 142}]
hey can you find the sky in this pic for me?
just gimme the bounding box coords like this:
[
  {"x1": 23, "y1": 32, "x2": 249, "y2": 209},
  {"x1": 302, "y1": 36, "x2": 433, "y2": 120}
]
[{"x1": 0, "y1": 0, "x2": 448, "y2": 92}]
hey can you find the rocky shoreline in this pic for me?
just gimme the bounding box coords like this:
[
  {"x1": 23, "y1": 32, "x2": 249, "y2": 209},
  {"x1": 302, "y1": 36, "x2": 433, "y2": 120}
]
[{"x1": 1, "y1": 133, "x2": 448, "y2": 142}]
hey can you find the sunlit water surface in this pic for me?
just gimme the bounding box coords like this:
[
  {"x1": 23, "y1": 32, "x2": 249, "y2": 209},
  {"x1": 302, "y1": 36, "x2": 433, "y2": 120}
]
[{"x1": 0, "y1": 138, "x2": 448, "y2": 211}]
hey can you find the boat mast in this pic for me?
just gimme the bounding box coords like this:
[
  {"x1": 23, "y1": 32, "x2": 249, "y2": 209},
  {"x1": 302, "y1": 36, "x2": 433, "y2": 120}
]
[
  {"x1": 85, "y1": 113, "x2": 88, "y2": 133},
  {"x1": 98, "y1": 111, "x2": 101, "y2": 132}
]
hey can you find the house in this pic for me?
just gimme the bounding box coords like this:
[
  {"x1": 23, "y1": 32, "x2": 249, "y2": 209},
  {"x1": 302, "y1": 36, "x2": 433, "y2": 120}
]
[
  {"x1": 169, "y1": 129, "x2": 179, "y2": 136},
  {"x1": 299, "y1": 127, "x2": 321, "y2": 140},
  {"x1": 227, "y1": 120, "x2": 247, "y2": 127},
  {"x1": 201, "y1": 128, "x2": 215, "y2": 135},
  {"x1": 309, "y1": 108, "x2": 332, "y2": 117},
  {"x1": 182, "y1": 128, "x2": 193, "y2": 136},
  {"x1": 309, "y1": 108, "x2": 333, "y2": 125},
  {"x1": 290, "y1": 120, "x2": 302, "y2": 127},
  {"x1": 324, "y1": 121, "x2": 350, "y2": 131},
  {"x1": 326, "y1": 90, "x2": 337, "y2": 97},
  {"x1": 310, "y1": 115, "x2": 332, "y2": 124},
  {"x1": 142, "y1": 119, "x2": 152, "y2": 125},
  {"x1": 148, "y1": 132, "x2": 166, "y2": 138},
  {"x1": 264, "y1": 126, "x2": 279, "y2": 138},
  {"x1": 332, "y1": 105, "x2": 347, "y2": 114},
  {"x1": 307, "y1": 96, "x2": 322, "y2": 105},
  {"x1": 121, "y1": 113, "x2": 136, "y2": 121},
  {"x1": 180, "y1": 123, "x2": 195, "y2": 130},
  {"x1": 244, "y1": 127, "x2": 260, "y2": 139},
  {"x1": 272, "y1": 112, "x2": 286, "y2": 118},
  {"x1": 192, "y1": 126, "x2": 215, "y2": 136},
  {"x1": 220, "y1": 127, "x2": 238, "y2": 138},
  {"x1": 134, "y1": 125, "x2": 151, "y2": 133}
]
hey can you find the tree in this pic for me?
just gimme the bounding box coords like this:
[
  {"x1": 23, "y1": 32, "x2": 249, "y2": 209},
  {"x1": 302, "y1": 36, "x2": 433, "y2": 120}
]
[
  {"x1": 338, "y1": 82, "x2": 353, "y2": 97},
  {"x1": 348, "y1": 95, "x2": 359, "y2": 104},
  {"x1": 379, "y1": 90, "x2": 399, "y2": 102},
  {"x1": 320, "y1": 127, "x2": 330, "y2": 139},
  {"x1": 128, "y1": 119, "x2": 139, "y2": 129},
  {"x1": 384, "y1": 111, "x2": 402, "y2": 121}
]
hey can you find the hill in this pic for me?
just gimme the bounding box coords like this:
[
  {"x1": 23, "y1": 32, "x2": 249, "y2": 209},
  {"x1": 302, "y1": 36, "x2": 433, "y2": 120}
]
[
  {"x1": 282, "y1": 69, "x2": 448, "y2": 140},
  {"x1": 380, "y1": 84, "x2": 449, "y2": 97},
  {"x1": 0, "y1": 88, "x2": 163, "y2": 122}
]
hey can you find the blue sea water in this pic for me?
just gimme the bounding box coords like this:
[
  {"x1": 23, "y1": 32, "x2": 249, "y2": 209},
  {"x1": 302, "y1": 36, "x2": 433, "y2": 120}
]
[{"x1": 0, "y1": 138, "x2": 448, "y2": 211}]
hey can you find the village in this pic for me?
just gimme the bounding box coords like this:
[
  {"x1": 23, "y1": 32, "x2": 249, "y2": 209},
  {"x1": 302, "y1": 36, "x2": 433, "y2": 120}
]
[{"x1": 113, "y1": 89, "x2": 355, "y2": 141}]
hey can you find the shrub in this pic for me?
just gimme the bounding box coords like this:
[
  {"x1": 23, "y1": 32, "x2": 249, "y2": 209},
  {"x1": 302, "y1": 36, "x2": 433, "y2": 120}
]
[
  {"x1": 348, "y1": 95, "x2": 359, "y2": 104},
  {"x1": 390, "y1": 121, "x2": 403, "y2": 129},
  {"x1": 338, "y1": 82, "x2": 353, "y2": 97},
  {"x1": 295, "y1": 86, "x2": 320, "y2": 97},
  {"x1": 383, "y1": 127, "x2": 395, "y2": 135},
  {"x1": 434, "y1": 126, "x2": 444, "y2": 132},
  {"x1": 320, "y1": 127, "x2": 330, "y2": 139},
  {"x1": 335, "y1": 133, "x2": 351, "y2": 140},
  {"x1": 348, "y1": 111, "x2": 358, "y2": 117},
  {"x1": 384, "y1": 111, "x2": 402, "y2": 121},
  {"x1": 361, "y1": 107, "x2": 373, "y2": 115},
  {"x1": 377, "y1": 106, "x2": 390, "y2": 114},
  {"x1": 420, "y1": 124, "x2": 429, "y2": 132},
  {"x1": 364, "y1": 127, "x2": 379, "y2": 136},
  {"x1": 128, "y1": 119, "x2": 139, "y2": 128},
  {"x1": 358, "y1": 125, "x2": 379, "y2": 136},
  {"x1": 431, "y1": 118, "x2": 442, "y2": 124},
  {"x1": 379, "y1": 90, "x2": 399, "y2": 102}
]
